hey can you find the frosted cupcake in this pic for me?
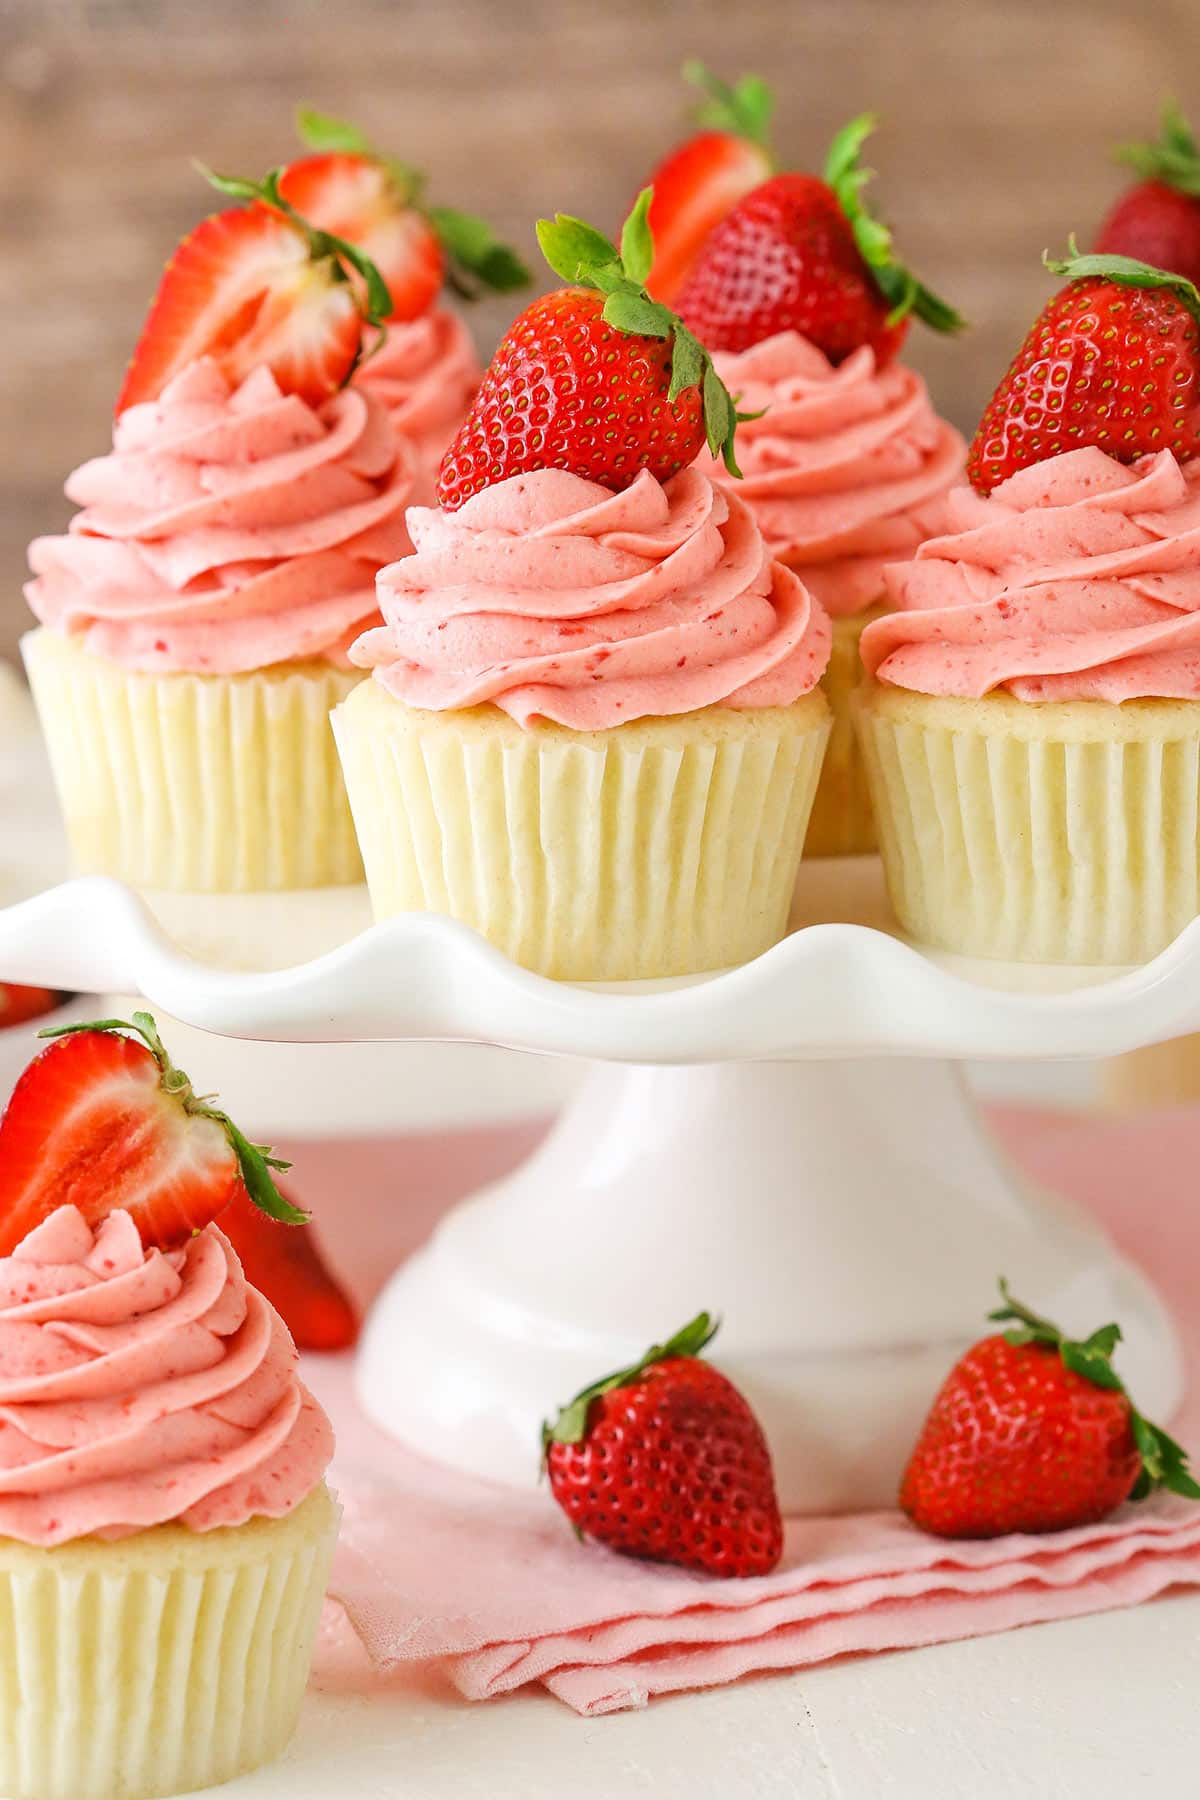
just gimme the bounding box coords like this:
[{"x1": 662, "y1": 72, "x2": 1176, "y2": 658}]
[
  {"x1": 0, "y1": 1014, "x2": 335, "y2": 1800},
  {"x1": 24, "y1": 169, "x2": 413, "y2": 894},
  {"x1": 856, "y1": 250, "x2": 1200, "y2": 965},
  {"x1": 695, "y1": 334, "x2": 963, "y2": 853},
  {"x1": 674, "y1": 114, "x2": 966, "y2": 854},
  {"x1": 333, "y1": 197, "x2": 832, "y2": 981}
]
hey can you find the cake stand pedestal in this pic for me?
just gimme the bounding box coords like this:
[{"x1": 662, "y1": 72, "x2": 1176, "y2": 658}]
[{"x1": 0, "y1": 861, "x2": 1193, "y2": 1512}]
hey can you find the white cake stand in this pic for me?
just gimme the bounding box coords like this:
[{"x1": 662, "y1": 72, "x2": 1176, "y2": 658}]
[{"x1": 0, "y1": 860, "x2": 1194, "y2": 1515}]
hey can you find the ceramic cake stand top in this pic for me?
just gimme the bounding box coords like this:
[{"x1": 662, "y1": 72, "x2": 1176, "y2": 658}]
[{"x1": 3, "y1": 864, "x2": 1200, "y2": 1062}]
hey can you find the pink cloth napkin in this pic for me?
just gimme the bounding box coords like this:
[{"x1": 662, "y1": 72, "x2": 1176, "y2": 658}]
[{"x1": 296, "y1": 1104, "x2": 1200, "y2": 1714}]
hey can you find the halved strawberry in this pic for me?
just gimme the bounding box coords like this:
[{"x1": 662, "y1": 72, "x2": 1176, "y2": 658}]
[
  {"x1": 643, "y1": 63, "x2": 775, "y2": 304},
  {"x1": 280, "y1": 153, "x2": 445, "y2": 321},
  {"x1": 0, "y1": 1013, "x2": 304, "y2": 1255},
  {"x1": 0, "y1": 985, "x2": 63, "y2": 1031},
  {"x1": 116, "y1": 165, "x2": 394, "y2": 415},
  {"x1": 280, "y1": 109, "x2": 529, "y2": 319},
  {"x1": 220, "y1": 1180, "x2": 359, "y2": 1351}
]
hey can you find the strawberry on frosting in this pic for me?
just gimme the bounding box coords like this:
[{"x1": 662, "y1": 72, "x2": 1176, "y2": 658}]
[
  {"x1": 353, "y1": 465, "x2": 831, "y2": 728},
  {"x1": 26, "y1": 359, "x2": 414, "y2": 674},
  {"x1": 0, "y1": 1205, "x2": 332, "y2": 1545},
  {"x1": 694, "y1": 331, "x2": 964, "y2": 616},
  {"x1": 864, "y1": 446, "x2": 1200, "y2": 701}
]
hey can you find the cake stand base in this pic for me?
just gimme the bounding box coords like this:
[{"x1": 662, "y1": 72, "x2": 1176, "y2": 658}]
[{"x1": 358, "y1": 1057, "x2": 1184, "y2": 1513}]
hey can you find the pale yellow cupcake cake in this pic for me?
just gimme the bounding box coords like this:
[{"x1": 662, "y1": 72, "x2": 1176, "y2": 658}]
[{"x1": 0, "y1": 1014, "x2": 338, "y2": 1800}]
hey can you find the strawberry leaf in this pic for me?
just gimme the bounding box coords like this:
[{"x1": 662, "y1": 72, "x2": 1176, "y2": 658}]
[
  {"x1": 619, "y1": 187, "x2": 656, "y2": 287},
  {"x1": 683, "y1": 60, "x2": 774, "y2": 149},
  {"x1": 428, "y1": 206, "x2": 531, "y2": 296},
  {"x1": 1044, "y1": 239, "x2": 1200, "y2": 329},
  {"x1": 604, "y1": 290, "x2": 673, "y2": 337},
  {"x1": 541, "y1": 1311, "x2": 720, "y2": 1455},
  {"x1": 295, "y1": 106, "x2": 373, "y2": 155},
  {"x1": 536, "y1": 213, "x2": 622, "y2": 285},
  {"x1": 1114, "y1": 100, "x2": 1200, "y2": 198},
  {"x1": 824, "y1": 115, "x2": 966, "y2": 337}
]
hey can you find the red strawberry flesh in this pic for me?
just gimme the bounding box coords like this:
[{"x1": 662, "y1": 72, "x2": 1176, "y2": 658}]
[
  {"x1": 278, "y1": 153, "x2": 444, "y2": 322},
  {"x1": 219, "y1": 1180, "x2": 358, "y2": 1351},
  {"x1": 0, "y1": 985, "x2": 63, "y2": 1030},
  {"x1": 645, "y1": 131, "x2": 773, "y2": 305}
]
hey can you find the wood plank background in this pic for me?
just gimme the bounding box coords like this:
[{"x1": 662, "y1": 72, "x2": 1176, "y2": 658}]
[{"x1": 0, "y1": 0, "x2": 1194, "y2": 661}]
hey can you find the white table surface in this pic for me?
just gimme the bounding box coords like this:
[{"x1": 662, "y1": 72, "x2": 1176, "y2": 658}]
[{"x1": 3, "y1": 668, "x2": 1194, "y2": 1800}]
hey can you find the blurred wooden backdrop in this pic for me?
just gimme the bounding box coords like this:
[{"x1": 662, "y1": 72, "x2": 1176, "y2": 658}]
[{"x1": 1, "y1": 0, "x2": 1195, "y2": 663}]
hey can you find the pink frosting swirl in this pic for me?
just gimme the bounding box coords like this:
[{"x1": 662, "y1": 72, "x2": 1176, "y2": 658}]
[
  {"x1": 357, "y1": 308, "x2": 481, "y2": 505},
  {"x1": 862, "y1": 448, "x2": 1200, "y2": 701},
  {"x1": 694, "y1": 332, "x2": 964, "y2": 618},
  {"x1": 25, "y1": 358, "x2": 415, "y2": 675},
  {"x1": 0, "y1": 1205, "x2": 332, "y2": 1546},
  {"x1": 352, "y1": 465, "x2": 832, "y2": 728}
]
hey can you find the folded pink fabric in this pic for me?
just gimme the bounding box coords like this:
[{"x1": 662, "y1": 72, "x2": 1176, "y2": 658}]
[{"x1": 300, "y1": 1104, "x2": 1200, "y2": 1714}]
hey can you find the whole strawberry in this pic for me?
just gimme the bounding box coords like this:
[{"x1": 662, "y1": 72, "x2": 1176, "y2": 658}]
[
  {"x1": 0, "y1": 1012, "x2": 305, "y2": 1253},
  {"x1": 1096, "y1": 103, "x2": 1200, "y2": 288},
  {"x1": 281, "y1": 107, "x2": 529, "y2": 320},
  {"x1": 643, "y1": 62, "x2": 776, "y2": 305},
  {"x1": 436, "y1": 191, "x2": 746, "y2": 511},
  {"x1": 676, "y1": 114, "x2": 963, "y2": 366},
  {"x1": 901, "y1": 1281, "x2": 1200, "y2": 1539},
  {"x1": 968, "y1": 244, "x2": 1200, "y2": 493},
  {"x1": 542, "y1": 1313, "x2": 783, "y2": 1578}
]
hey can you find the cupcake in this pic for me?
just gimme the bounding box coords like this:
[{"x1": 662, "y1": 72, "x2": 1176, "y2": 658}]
[
  {"x1": 279, "y1": 109, "x2": 529, "y2": 499},
  {"x1": 0, "y1": 1014, "x2": 335, "y2": 1800},
  {"x1": 855, "y1": 249, "x2": 1200, "y2": 965},
  {"x1": 672, "y1": 115, "x2": 965, "y2": 854},
  {"x1": 24, "y1": 167, "x2": 417, "y2": 895},
  {"x1": 333, "y1": 196, "x2": 832, "y2": 982}
]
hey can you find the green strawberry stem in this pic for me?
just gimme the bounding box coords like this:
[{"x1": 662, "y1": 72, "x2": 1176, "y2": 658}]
[
  {"x1": 683, "y1": 60, "x2": 774, "y2": 152},
  {"x1": 536, "y1": 189, "x2": 751, "y2": 476},
  {"x1": 294, "y1": 107, "x2": 530, "y2": 299},
  {"x1": 1044, "y1": 237, "x2": 1200, "y2": 328},
  {"x1": 1114, "y1": 100, "x2": 1200, "y2": 198},
  {"x1": 989, "y1": 1278, "x2": 1200, "y2": 1504},
  {"x1": 824, "y1": 115, "x2": 965, "y2": 336},
  {"x1": 541, "y1": 1310, "x2": 719, "y2": 1455},
  {"x1": 38, "y1": 1012, "x2": 307, "y2": 1227}
]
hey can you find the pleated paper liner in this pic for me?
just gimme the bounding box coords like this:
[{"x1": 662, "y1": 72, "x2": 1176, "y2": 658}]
[
  {"x1": 23, "y1": 628, "x2": 364, "y2": 892},
  {"x1": 854, "y1": 679, "x2": 1200, "y2": 965},
  {"x1": 802, "y1": 603, "x2": 885, "y2": 858},
  {"x1": 333, "y1": 685, "x2": 832, "y2": 981},
  {"x1": 0, "y1": 1482, "x2": 338, "y2": 1800}
]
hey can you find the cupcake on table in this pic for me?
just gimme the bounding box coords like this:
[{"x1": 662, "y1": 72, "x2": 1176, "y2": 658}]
[
  {"x1": 333, "y1": 191, "x2": 833, "y2": 982},
  {"x1": 24, "y1": 148, "x2": 524, "y2": 899},
  {"x1": 856, "y1": 243, "x2": 1200, "y2": 966},
  {"x1": 0, "y1": 1013, "x2": 336, "y2": 1800},
  {"x1": 639, "y1": 68, "x2": 966, "y2": 855},
  {"x1": 283, "y1": 107, "x2": 529, "y2": 500}
]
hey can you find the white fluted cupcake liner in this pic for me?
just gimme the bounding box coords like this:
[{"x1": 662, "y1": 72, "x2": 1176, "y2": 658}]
[
  {"x1": 333, "y1": 684, "x2": 831, "y2": 980},
  {"x1": 854, "y1": 680, "x2": 1200, "y2": 964},
  {"x1": 802, "y1": 602, "x2": 884, "y2": 858},
  {"x1": 0, "y1": 1482, "x2": 338, "y2": 1800},
  {"x1": 23, "y1": 628, "x2": 363, "y2": 892}
]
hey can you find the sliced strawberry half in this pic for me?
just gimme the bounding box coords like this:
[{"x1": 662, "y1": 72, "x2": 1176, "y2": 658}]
[
  {"x1": 220, "y1": 1180, "x2": 359, "y2": 1351},
  {"x1": 118, "y1": 203, "x2": 361, "y2": 414},
  {"x1": 643, "y1": 63, "x2": 775, "y2": 304},
  {"x1": 0, "y1": 1013, "x2": 305, "y2": 1255},
  {"x1": 280, "y1": 108, "x2": 530, "y2": 319},
  {"x1": 279, "y1": 153, "x2": 445, "y2": 322}
]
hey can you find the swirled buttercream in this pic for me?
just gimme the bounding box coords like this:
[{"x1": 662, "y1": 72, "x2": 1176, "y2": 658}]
[
  {"x1": 357, "y1": 308, "x2": 480, "y2": 503},
  {"x1": 0, "y1": 1205, "x2": 332, "y2": 1545},
  {"x1": 25, "y1": 358, "x2": 414, "y2": 674},
  {"x1": 862, "y1": 447, "x2": 1200, "y2": 701},
  {"x1": 694, "y1": 332, "x2": 964, "y2": 617},
  {"x1": 352, "y1": 464, "x2": 831, "y2": 728}
]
